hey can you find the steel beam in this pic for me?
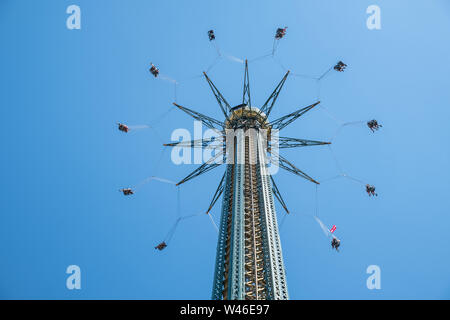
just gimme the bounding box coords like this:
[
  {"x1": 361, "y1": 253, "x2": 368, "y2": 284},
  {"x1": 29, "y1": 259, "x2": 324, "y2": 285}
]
[
  {"x1": 204, "y1": 72, "x2": 232, "y2": 119},
  {"x1": 176, "y1": 151, "x2": 225, "y2": 186},
  {"x1": 173, "y1": 102, "x2": 224, "y2": 130},
  {"x1": 270, "y1": 101, "x2": 320, "y2": 130},
  {"x1": 277, "y1": 136, "x2": 330, "y2": 149},
  {"x1": 242, "y1": 60, "x2": 251, "y2": 107},
  {"x1": 270, "y1": 176, "x2": 289, "y2": 214},
  {"x1": 271, "y1": 151, "x2": 319, "y2": 184},
  {"x1": 260, "y1": 70, "x2": 290, "y2": 118},
  {"x1": 206, "y1": 171, "x2": 226, "y2": 214},
  {"x1": 163, "y1": 137, "x2": 225, "y2": 149}
]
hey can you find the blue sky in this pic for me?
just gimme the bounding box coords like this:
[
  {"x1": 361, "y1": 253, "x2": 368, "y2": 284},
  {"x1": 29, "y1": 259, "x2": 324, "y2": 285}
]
[{"x1": 1, "y1": 0, "x2": 450, "y2": 299}]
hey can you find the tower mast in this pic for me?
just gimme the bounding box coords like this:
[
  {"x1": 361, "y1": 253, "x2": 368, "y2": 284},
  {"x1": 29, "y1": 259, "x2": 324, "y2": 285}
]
[
  {"x1": 166, "y1": 60, "x2": 325, "y2": 300},
  {"x1": 211, "y1": 105, "x2": 289, "y2": 300},
  {"x1": 210, "y1": 61, "x2": 289, "y2": 299}
]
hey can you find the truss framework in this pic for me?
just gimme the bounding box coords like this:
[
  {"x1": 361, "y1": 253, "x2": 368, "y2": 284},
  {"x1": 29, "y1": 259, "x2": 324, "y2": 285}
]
[
  {"x1": 242, "y1": 60, "x2": 251, "y2": 106},
  {"x1": 277, "y1": 136, "x2": 330, "y2": 149},
  {"x1": 206, "y1": 171, "x2": 226, "y2": 214},
  {"x1": 271, "y1": 176, "x2": 289, "y2": 214},
  {"x1": 167, "y1": 59, "x2": 331, "y2": 300},
  {"x1": 260, "y1": 70, "x2": 290, "y2": 118},
  {"x1": 204, "y1": 72, "x2": 232, "y2": 120},
  {"x1": 271, "y1": 151, "x2": 319, "y2": 185},
  {"x1": 173, "y1": 102, "x2": 224, "y2": 130},
  {"x1": 176, "y1": 151, "x2": 225, "y2": 186},
  {"x1": 270, "y1": 101, "x2": 320, "y2": 130},
  {"x1": 164, "y1": 137, "x2": 225, "y2": 149}
]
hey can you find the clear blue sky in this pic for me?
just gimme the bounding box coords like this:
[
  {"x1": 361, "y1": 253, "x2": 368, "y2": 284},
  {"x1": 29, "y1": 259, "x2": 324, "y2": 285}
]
[{"x1": 1, "y1": 0, "x2": 450, "y2": 299}]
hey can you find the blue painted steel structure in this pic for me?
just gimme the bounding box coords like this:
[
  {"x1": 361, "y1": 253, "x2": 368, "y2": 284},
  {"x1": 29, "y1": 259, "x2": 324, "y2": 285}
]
[
  {"x1": 167, "y1": 60, "x2": 328, "y2": 300},
  {"x1": 211, "y1": 123, "x2": 289, "y2": 300}
]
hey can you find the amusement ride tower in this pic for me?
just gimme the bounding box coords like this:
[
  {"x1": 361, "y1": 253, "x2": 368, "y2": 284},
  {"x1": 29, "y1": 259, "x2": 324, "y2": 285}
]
[
  {"x1": 164, "y1": 61, "x2": 328, "y2": 300},
  {"x1": 211, "y1": 104, "x2": 289, "y2": 300}
]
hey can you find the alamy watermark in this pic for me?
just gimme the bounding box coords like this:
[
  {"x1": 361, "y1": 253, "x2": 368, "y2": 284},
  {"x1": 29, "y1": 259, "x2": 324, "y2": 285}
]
[
  {"x1": 366, "y1": 265, "x2": 381, "y2": 290},
  {"x1": 169, "y1": 121, "x2": 279, "y2": 175},
  {"x1": 66, "y1": 5, "x2": 81, "y2": 30},
  {"x1": 66, "y1": 265, "x2": 81, "y2": 290},
  {"x1": 366, "y1": 5, "x2": 381, "y2": 30}
]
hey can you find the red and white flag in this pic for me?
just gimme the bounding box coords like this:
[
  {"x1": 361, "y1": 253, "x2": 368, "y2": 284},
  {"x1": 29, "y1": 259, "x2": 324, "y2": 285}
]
[{"x1": 330, "y1": 225, "x2": 337, "y2": 233}]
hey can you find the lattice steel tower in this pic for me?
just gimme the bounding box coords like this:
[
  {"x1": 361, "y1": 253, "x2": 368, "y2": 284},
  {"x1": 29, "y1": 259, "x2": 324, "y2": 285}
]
[
  {"x1": 165, "y1": 61, "x2": 329, "y2": 300},
  {"x1": 211, "y1": 106, "x2": 289, "y2": 300}
]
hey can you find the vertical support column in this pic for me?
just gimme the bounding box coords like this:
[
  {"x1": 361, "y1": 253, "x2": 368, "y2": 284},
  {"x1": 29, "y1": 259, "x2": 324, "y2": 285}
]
[
  {"x1": 212, "y1": 126, "x2": 289, "y2": 300},
  {"x1": 256, "y1": 131, "x2": 289, "y2": 300},
  {"x1": 228, "y1": 130, "x2": 246, "y2": 300},
  {"x1": 211, "y1": 164, "x2": 233, "y2": 299}
]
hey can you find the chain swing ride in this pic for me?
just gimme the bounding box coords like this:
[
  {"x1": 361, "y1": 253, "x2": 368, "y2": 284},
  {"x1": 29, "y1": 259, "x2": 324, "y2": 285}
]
[{"x1": 116, "y1": 27, "x2": 382, "y2": 299}]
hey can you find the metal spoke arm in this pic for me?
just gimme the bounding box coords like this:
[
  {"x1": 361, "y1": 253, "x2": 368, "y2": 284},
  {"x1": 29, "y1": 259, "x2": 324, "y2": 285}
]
[
  {"x1": 260, "y1": 70, "x2": 290, "y2": 117},
  {"x1": 270, "y1": 101, "x2": 320, "y2": 130},
  {"x1": 270, "y1": 176, "x2": 289, "y2": 214},
  {"x1": 242, "y1": 59, "x2": 251, "y2": 106},
  {"x1": 176, "y1": 151, "x2": 225, "y2": 186},
  {"x1": 270, "y1": 151, "x2": 319, "y2": 184},
  {"x1": 276, "y1": 136, "x2": 330, "y2": 149},
  {"x1": 164, "y1": 136, "x2": 225, "y2": 149},
  {"x1": 206, "y1": 171, "x2": 226, "y2": 213},
  {"x1": 173, "y1": 103, "x2": 224, "y2": 130},
  {"x1": 203, "y1": 72, "x2": 231, "y2": 119}
]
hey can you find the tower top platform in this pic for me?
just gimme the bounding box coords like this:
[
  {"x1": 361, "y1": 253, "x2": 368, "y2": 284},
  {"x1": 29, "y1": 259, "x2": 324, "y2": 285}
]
[{"x1": 225, "y1": 104, "x2": 270, "y2": 130}]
